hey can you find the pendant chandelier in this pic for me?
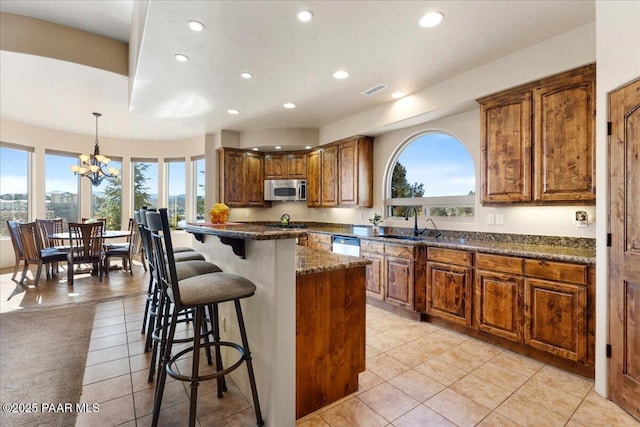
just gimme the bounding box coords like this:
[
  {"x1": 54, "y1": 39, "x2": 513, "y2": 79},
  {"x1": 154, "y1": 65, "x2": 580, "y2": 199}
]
[{"x1": 70, "y1": 112, "x2": 120, "y2": 186}]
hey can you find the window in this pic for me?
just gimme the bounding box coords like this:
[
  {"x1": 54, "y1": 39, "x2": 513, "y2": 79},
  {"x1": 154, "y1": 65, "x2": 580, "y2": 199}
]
[
  {"x1": 91, "y1": 159, "x2": 122, "y2": 230},
  {"x1": 193, "y1": 156, "x2": 206, "y2": 221},
  {"x1": 133, "y1": 159, "x2": 158, "y2": 211},
  {"x1": 46, "y1": 151, "x2": 80, "y2": 224},
  {"x1": 386, "y1": 132, "x2": 475, "y2": 220},
  {"x1": 166, "y1": 158, "x2": 186, "y2": 229},
  {"x1": 0, "y1": 143, "x2": 31, "y2": 236}
]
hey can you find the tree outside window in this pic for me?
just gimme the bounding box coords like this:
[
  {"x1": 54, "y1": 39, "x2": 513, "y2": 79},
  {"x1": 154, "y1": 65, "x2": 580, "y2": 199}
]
[
  {"x1": 133, "y1": 161, "x2": 157, "y2": 211},
  {"x1": 91, "y1": 160, "x2": 122, "y2": 230},
  {"x1": 194, "y1": 157, "x2": 206, "y2": 221}
]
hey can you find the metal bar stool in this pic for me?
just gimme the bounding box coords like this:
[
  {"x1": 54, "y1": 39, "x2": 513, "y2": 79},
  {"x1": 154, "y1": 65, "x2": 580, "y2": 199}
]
[{"x1": 147, "y1": 208, "x2": 263, "y2": 427}]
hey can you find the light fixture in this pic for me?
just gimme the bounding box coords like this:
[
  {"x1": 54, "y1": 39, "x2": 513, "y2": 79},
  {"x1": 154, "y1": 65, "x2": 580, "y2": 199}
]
[
  {"x1": 70, "y1": 112, "x2": 120, "y2": 186},
  {"x1": 175, "y1": 54, "x2": 189, "y2": 62},
  {"x1": 241, "y1": 72, "x2": 254, "y2": 79},
  {"x1": 419, "y1": 12, "x2": 444, "y2": 28},
  {"x1": 227, "y1": 109, "x2": 239, "y2": 114},
  {"x1": 305, "y1": 146, "x2": 312, "y2": 150},
  {"x1": 188, "y1": 20, "x2": 205, "y2": 31},
  {"x1": 391, "y1": 91, "x2": 406, "y2": 99},
  {"x1": 283, "y1": 102, "x2": 296, "y2": 109},
  {"x1": 252, "y1": 148, "x2": 259, "y2": 151},
  {"x1": 333, "y1": 70, "x2": 349, "y2": 79},
  {"x1": 275, "y1": 146, "x2": 282, "y2": 150},
  {"x1": 297, "y1": 10, "x2": 314, "y2": 22}
]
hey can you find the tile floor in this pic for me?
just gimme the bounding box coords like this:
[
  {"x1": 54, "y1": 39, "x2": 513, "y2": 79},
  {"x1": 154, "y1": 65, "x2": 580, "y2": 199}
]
[{"x1": 1, "y1": 264, "x2": 638, "y2": 426}]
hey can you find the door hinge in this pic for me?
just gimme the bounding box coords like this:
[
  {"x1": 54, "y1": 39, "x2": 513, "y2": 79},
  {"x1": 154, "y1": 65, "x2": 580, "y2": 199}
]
[
  {"x1": 606, "y1": 344, "x2": 612, "y2": 358},
  {"x1": 607, "y1": 121, "x2": 612, "y2": 136},
  {"x1": 607, "y1": 233, "x2": 612, "y2": 247}
]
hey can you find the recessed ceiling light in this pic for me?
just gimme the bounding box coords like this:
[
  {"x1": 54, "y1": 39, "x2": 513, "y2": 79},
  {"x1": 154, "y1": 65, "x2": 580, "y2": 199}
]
[
  {"x1": 252, "y1": 147, "x2": 259, "y2": 151},
  {"x1": 305, "y1": 146, "x2": 312, "y2": 150},
  {"x1": 283, "y1": 102, "x2": 296, "y2": 109},
  {"x1": 275, "y1": 146, "x2": 282, "y2": 150},
  {"x1": 188, "y1": 20, "x2": 205, "y2": 31},
  {"x1": 333, "y1": 70, "x2": 349, "y2": 79},
  {"x1": 226, "y1": 109, "x2": 239, "y2": 114},
  {"x1": 391, "y1": 91, "x2": 406, "y2": 99},
  {"x1": 297, "y1": 10, "x2": 314, "y2": 22},
  {"x1": 419, "y1": 12, "x2": 444, "y2": 28},
  {"x1": 175, "y1": 54, "x2": 189, "y2": 62},
  {"x1": 241, "y1": 72, "x2": 253, "y2": 79}
]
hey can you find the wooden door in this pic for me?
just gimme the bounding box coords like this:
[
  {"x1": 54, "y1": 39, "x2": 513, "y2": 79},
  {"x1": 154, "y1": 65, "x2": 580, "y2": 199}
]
[
  {"x1": 245, "y1": 152, "x2": 265, "y2": 206},
  {"x1": 264, "y1": 154, "x2": 286, "y2": 179},
  {"x1": 338, "y1": 139, "x2": 358, "y2": 205},
  {"x1": 426, "y1": 261, "x2": 472, "y2": 325},
  {"x1": 609, "y1": 77, "x2": 640, "y2": 421},
  {"x1": 287, "y1": 153, "x2": 307, "y2": 178},
  {"x1": 533, "y1": 64, "x2": 596, "y2": 202},
  {"x1": 479, "y1": 90, "x2": 532, "y2": 203},
  {"x1": 306, "y1": 150, "x2": 321, "y2": 207},
  {"x1": 385, "y1": 255, "x2": 414, "y2": 309},
  {"x1": 221, "y1": 150, "x2": 245, "y2": 206},
  {"x1": 362, "y1": 251, "x2": 384, "y2": 300},
  {"x1": 475, "y1": 270, "x2": 523, "y2": 342},
  {"x1": 320, "y1": 146, "x2": 338, "y2": 206}
]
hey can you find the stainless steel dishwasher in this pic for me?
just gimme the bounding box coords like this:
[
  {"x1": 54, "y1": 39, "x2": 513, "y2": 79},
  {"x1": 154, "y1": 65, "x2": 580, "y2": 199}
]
[{"x1": 331, "y1": 235, "x2": 360, "y2": 257}]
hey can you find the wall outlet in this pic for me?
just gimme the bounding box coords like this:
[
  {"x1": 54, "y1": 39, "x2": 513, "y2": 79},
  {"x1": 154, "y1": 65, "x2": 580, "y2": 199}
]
[
  {"x1": 487, "y1": 213, "x2": 495, "y2": 225},
  {"x1": 245, "y1": 210, "x2": 251, "y2": 218},
  {"x1": 576, "y1": 211, "x2": 588, "y2": 228},
  {"x1": 495, "y1": 214, "x2": 504, "y2": 225}
]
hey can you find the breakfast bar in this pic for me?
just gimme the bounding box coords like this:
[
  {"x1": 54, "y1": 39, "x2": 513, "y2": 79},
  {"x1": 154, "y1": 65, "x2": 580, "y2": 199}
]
[{"x1": 181, "y1": 222, "x2": 370, "y2": 426}]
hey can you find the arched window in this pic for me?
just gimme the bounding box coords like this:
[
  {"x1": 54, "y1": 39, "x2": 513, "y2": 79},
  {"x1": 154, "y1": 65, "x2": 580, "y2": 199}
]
[{"x1": 386, "y1": 132, "x2": 476, "y2": 220}]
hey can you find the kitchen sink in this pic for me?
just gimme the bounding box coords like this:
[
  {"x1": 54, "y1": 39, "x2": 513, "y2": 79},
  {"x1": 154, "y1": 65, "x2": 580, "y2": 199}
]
[{"x1": 379, "y1": 234, "x2": 420, "y2": 241}]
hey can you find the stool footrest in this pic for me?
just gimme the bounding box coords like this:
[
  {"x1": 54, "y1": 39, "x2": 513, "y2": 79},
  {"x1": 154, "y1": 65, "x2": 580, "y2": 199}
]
[{"x1": 166, "y1": 341, "x2": 246, "y2": 383}]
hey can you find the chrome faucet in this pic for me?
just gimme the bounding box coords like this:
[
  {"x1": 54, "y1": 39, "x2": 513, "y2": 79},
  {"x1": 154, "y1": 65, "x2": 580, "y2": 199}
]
[{"x1": 405, "y1": 206, "x2": 426, "y2": 236}]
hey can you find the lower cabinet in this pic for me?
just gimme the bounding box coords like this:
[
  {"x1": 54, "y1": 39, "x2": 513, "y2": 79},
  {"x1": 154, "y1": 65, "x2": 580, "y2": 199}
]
[
  {"x1": 385, "y1": 246, "x2": 415, "y2": 309},
  {"x1": 426, "y1": 248, "x2": 473, "y2": 325},
  {"x1": 361, "y1": 240, "x2": 385, "y2": 301}
]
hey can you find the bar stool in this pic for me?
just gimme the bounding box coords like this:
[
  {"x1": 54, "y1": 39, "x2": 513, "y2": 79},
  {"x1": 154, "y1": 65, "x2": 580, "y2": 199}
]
[{"x1": 147, "y1": 209, "x2": 263, "y2": 427}]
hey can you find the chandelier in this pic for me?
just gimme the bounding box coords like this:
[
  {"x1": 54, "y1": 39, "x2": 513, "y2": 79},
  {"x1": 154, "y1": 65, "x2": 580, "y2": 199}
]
[{"x1": 70, "y1": 112, "x2": 120, "y2": 186}]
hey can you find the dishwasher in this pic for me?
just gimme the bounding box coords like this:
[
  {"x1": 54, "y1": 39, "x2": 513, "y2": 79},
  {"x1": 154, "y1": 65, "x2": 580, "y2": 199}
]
[{"x1": 331, "y1": 235, "x2": 361, "y2": 257}]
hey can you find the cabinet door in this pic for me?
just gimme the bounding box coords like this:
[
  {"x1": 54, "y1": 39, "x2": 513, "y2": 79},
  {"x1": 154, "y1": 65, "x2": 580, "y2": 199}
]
[
  {"x1": 385, "y1": 255, "x2": 414, "y2": 309},
  {"x1": 321, "y1": 146, "x2": 338, "y2": 206},
  {"x1": 245, "y1": 152, "x2": 265, "y2": 206},
  {"x1": 223, "y1": 150, "x2": 246, "y2": 206},
  {"x1": 362, "y1": 251, "x2": 384, "y2": 300},
  {"x1": 533, "y1": 65, "x2": 595, "y2": 202},
  {"x1": 475, "y1": 270, "x2": 523, "y2": 342},
  {"x1": 306, "y1": 150, "x2": 321, "y2": 207},
  {"x1": 338, "y1": 139, "x2": 358, "y2": 206},
  {"x1": 524, "y1": 278, "x2": 587, "y2": 362},
  {"x1": 264, "y1": 154, "x2": 286, "y2": 179},
  {"x1": 287, "y1": 153, "x2": 307, "y2": 178},
  {"x1": 480, "y1": 91, "x2": 532, "y2": 203},
  {"x1": 426, "y1": 262, "x2": 472, "y2": 325}
]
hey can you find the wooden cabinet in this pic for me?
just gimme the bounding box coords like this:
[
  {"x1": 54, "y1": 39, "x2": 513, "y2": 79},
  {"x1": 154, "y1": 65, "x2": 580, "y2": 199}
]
[
  {"x1": 306, "y1": 232, "x2": 331, "y2": 251},
  {"x1": 474, "y1": 253, "x2": 524, "y2": 342},
  {"x1": 307, "y1": 135, "x2": 373, "y2": 208},
  {"x1": 218, "y1": 148, "x2": 269, "y2": 207},
  {"x1": 361, "y1": 240, "x2": 385, "y2": 301},
  {"x1": 426, "y1": 248, "x2": 473, "y2": 325},
  {"x1": 477, "y1": 64, "x2": 595, "y2": 204},
  {"x1": 524, "y1": 259, "x2": 588, "y2": 362},
  {"x1": 385, "y1": 244, "x2": 415, "y2": 310},
  {"x1": 264, "y1": 153, "x2": 307, "y2": 179}
]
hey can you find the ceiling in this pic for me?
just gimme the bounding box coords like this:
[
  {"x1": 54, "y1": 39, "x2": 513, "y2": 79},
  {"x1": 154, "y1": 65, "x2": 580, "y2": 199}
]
[{"x1": 0, "y1": 1, "x2": 595, "y2": 141}]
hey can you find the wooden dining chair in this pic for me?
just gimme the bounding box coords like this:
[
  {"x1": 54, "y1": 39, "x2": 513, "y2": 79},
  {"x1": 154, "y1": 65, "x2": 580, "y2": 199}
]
[
  {"x1": 17, "y1": 222, "x2": 68, "y2": 286},
  {"x1": 104, "y1": 218, "x2": 142, "y2": 275},
  {"x1": 6, "y1": 220, "x2": 25, "y2": 281},
  {"x1": 36, "y1": 217, "x2": 68, "y2": 277},
  {"x1": 67, "y1": 221, "x2": 105, "y2": 286}
]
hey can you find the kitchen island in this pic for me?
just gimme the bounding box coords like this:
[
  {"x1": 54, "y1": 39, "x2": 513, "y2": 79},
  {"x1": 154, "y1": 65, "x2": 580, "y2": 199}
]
[{"x1": 181, "y1": 222, "x2": 370, "y2": 426}]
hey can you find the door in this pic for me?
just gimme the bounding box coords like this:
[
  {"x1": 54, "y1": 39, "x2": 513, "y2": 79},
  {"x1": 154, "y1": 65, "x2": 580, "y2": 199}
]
[
  {"x1": 320, "y1": 146, "x2": 338, "y2": 206},
  {"x1": 244, "y1": 152, "x2": 265, "y2": 205},
  {"x1": 426, "y1": 261, "x2": 472, "y2": 325},
  {"x1": 475, "y1": 270, "x2": 524, "y2": 342},
  {"x1": 609, "y1": 77, "x2": 640, "y2": 421},
  {"x1": 306, "y1": 150, "x2": 321, "y2": 207},
  {"x1": 386, "y1": 255, "x2": 414, "y2": 309}
]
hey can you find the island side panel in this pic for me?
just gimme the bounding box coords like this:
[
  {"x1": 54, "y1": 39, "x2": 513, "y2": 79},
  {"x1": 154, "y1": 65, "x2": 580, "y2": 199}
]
[
  {"x1": 193, "y1": 236, "x2": 297, "y2": 427},
  {"x1": 296, "y1": 266, "x2": 366, "y2": 418}
]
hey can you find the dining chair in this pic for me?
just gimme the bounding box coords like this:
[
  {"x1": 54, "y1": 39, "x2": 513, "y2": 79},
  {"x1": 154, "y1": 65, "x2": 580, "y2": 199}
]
[
  {"x1": 6, "y1": 220, "x2": 25, "y2": 281},
  {"x1": 67, "y1": 221, "x2": 105, "y2": 286},
  {"x1": 17, "y1": 222, "x2": 68, "y2": 286},
  {"x1": 36, "y1": 217, "x2": 68, "y2": 277},
  {"x1": 104, "y1": 218, "x2": 141, "y2": 275}
]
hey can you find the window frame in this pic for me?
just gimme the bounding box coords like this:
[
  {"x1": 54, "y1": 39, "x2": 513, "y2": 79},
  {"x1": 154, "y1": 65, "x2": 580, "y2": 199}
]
[
  {"x1": 45, "y1": 149, "x2": 81, "y2": 224},
  {"x1": 0, "y1": 142, "x2": 33, "y2": 236},
  {"x1": 191, "y1": 155, "x2": 206, "y2": 222}
]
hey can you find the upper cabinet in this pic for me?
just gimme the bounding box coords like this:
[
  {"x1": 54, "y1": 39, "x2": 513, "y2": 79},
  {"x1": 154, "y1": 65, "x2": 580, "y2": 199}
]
[
  {"x1": 264, "y1": 153, "x2": 307, "y2": 180},
  {"x1": 307, "y1": 135, "x2": 374, "y2": 208},
  {"x1": 478, "y1": 64, "x2": 596, "y2": 205},
  {"x1": 218, "y1": 148, "x2": 270, "y2": 207}
]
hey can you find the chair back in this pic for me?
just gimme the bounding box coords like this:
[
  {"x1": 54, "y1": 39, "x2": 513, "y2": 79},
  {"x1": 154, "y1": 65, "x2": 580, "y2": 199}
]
[
  {"x1": 17, "y1": 222, "x2": 43, "y2": 263},
  {"x1": 128, "y1": 218, "x2": 143, "y2": 256},
  {"x1": 146, "y1": 209, "x2": 182, "y2": 307},
  {"x1": 68, "y1": 222, "x2": 104, "y2": 263},
  {"x1": 6, "y1": 220, "x2": 24, "y2": 259},
  {"x1": 36, "y1": 218, "x2": 64, "y2": 248}
]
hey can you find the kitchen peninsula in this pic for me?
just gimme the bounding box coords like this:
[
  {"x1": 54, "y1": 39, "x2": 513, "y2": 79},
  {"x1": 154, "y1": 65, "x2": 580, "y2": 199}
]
[{"x1": 181, "y1": 222, "x2": 371, "y2": 425}]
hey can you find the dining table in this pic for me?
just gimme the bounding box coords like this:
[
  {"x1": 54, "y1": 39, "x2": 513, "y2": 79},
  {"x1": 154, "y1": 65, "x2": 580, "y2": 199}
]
[{"x1": 48, "y1": 230, "x2": 132, "y2": 274}]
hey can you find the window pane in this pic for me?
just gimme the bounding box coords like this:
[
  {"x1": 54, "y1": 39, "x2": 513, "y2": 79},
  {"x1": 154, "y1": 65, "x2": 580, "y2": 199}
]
[
  {"x1": 0, "y1": 146, "x2": 30, "y2": 236},
  {"x1": 194, "y1": 158, "x2": 206, "y2": 221},
  {"x1": 46, "y1": 152, "x2": 79, "y2": 224},
  {"x1": 133, "y1": 161, "x2": 158, "y2": 210},
  {"x1": 167, "y1": 160, "x2": 186, "y2": 229},
  {"x1": 91, "y1": 160, "x2": 122, "y2": 230}
]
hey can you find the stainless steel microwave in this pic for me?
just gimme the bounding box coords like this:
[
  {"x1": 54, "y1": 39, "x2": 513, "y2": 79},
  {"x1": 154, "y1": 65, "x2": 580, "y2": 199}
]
[{"x1": 264, "y1": 179, "x2": 307, "y2": 201}]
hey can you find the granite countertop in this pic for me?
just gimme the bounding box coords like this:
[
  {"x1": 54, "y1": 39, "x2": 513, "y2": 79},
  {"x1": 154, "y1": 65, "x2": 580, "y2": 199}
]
[
  {"x1": 181, "y1": 222, "x2": 307, "y2": 240},
  {"x1": 296, "y1": 246, "x2": 371, "y2": 276}
]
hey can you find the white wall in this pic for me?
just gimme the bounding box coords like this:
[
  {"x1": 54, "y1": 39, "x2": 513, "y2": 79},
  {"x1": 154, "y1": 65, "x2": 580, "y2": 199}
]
[{"x1": 593, "y1": 0, "x2": 640, "y2": 396}]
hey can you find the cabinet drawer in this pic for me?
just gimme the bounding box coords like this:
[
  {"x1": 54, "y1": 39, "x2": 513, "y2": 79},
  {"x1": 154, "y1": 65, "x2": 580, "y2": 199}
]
[
  {"x1": 524, "y1": 259, "x2": 587, "y2": 285},
  {"x1": 428, "y1": 248, "x2": 472, "y2": 266},
  {"x1": 476, "y1": 253, "x2": 524, "y2": 275},
  {"x1": 361, "y1": 239, "x2": 384, "y2": 254},
  {"x1": 307, "y1": 232, "x2": 332, "y2": 244},
  {"x1": 385, "y1": 243, "x2": 415, "y2": 258}
]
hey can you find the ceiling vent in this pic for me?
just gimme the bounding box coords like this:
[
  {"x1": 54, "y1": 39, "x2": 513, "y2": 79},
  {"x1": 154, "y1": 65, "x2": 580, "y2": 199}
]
[{"x1": 361, "y1": 84, "x2": 388, "y2": 96}]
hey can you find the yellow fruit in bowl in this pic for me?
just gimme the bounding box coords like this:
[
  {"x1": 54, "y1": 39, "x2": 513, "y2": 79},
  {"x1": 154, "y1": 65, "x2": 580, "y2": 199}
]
[{"x1": 209, "y1": 203, "x2": 230, "y2": 224}]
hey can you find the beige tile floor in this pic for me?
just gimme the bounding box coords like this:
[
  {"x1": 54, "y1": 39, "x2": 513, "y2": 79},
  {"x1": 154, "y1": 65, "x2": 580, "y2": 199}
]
[{"x1": 1, "y1": 264, "x2": 638, "y2": 426}]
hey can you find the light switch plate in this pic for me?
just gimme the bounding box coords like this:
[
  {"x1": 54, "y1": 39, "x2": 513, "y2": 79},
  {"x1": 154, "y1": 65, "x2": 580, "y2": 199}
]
[
  {"x1": 495, "y1": 214, "x2": 504, "y2": 225},
  {"x1": 487, "y1": 213, "x2": 495, "y2": 225}
]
